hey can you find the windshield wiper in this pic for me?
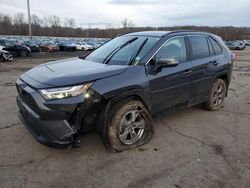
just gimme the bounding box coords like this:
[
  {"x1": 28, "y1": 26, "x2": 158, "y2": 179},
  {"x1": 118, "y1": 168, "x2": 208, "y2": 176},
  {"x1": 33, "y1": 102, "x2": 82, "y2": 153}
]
[
  {"x1": 128, "y1": 38, "x2": 148, "y2": 65},
  {"x1": 102, "y1": 37, "x2": 138, "y2": 64}
]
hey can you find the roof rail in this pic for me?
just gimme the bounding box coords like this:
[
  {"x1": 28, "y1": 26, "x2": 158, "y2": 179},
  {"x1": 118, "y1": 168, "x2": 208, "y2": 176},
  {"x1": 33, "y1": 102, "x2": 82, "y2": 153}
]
[
  {"x1": 116, "y1": 31, "x2": 134, "y2": 37},
  {"x1": 163, "y1": 30, "x2": 201, "y2": 37}
]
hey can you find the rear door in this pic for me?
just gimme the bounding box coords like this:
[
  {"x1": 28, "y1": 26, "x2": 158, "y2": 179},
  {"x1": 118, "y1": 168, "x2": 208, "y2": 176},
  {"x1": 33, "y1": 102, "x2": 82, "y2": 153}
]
[{"x1": 188, "y1": 35, "x2": 223, "y2": 104}]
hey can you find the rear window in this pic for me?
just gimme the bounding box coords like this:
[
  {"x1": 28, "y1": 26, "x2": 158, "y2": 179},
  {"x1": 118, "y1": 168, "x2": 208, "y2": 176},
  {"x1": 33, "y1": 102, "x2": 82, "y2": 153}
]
[
  {"x1": 189, "y1": 36, "x2": 209, "y2": 60},
  {"x1": 209, "y1": 37, "x2": 222, "y2": 55}
]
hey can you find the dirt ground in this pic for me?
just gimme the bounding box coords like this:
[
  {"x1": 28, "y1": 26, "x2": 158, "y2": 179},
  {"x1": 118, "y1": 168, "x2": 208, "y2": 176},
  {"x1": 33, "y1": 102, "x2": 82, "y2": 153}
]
[{"x1": 0, "y1": 49, "x2": 249, "y2": 188}]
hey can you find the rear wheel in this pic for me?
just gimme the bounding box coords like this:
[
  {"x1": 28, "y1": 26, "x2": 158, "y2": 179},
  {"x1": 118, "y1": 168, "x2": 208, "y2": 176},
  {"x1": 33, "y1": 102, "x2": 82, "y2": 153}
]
[
  {"x1": 107, "y1": 100, "x2": 154, "y2": 152},
  {"x1": 203, "y1": 78, "x2": 226, "y2": 111}
]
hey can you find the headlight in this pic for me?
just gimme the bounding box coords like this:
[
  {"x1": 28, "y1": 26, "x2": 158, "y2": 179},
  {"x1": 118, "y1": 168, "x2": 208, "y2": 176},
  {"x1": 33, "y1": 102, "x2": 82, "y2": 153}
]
[{"x1": 40, "y1": 82, "x2": 93, "y2": 100}]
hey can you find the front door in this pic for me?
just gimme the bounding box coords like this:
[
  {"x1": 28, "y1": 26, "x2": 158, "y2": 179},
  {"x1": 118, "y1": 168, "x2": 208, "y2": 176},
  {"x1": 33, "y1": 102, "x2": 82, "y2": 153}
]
[{"x1": 147, "y1": 36, "x2": 193, "y2": 113}]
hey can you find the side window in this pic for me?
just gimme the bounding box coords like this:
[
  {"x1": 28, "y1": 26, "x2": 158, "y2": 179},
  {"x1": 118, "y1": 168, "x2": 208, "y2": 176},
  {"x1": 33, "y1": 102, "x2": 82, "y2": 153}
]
[
  {"x1": 207, "y1": 37, "x2": 215, "y2": 56},
  {"x1": 155, "y1": 37, "x2": 187, "y2": 63},
  {"x1": 0, "y1": 40, "x2": 5, "y2": 46},
  {"x1": 209, "y1": 37, "x2": 222, "y2": 55},
  {"x1": 189, "y1": 36, "x2": 209, "y2": 60}
]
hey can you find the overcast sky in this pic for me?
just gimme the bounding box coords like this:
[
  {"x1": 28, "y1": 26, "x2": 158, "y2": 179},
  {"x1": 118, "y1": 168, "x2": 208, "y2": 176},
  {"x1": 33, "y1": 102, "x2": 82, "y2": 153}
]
[{"x1": 0, "y1": 0, "x2": 250, "y2": 28}]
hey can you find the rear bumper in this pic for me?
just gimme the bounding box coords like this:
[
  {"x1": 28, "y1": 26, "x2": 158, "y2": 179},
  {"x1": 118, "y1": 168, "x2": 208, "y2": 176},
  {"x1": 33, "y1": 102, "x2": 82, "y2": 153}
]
[{"x1": 17, "y1": 96, "x2": 75, "y2": 148}]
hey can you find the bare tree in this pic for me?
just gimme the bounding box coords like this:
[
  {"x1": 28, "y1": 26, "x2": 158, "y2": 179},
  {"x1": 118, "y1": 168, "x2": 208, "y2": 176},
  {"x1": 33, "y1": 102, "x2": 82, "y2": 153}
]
[
  {"x1": 13, "y1": 13, "x2": 25, "y2": 25},
  {"x1": 121, "y1": 18, "x2": 134, "y2": 29},
  {"x1": 48, "y1": 15, "x2": 61, "y2": 27},
  {"x1": 31, "y1": 14, "x2": 42, "y2": 25},
  {"x1": 0, "y1": 12, "x2": 249, "y2": 40},
  {"x1": 64, "y1": 17, "x2": 76, "y2": 27}
]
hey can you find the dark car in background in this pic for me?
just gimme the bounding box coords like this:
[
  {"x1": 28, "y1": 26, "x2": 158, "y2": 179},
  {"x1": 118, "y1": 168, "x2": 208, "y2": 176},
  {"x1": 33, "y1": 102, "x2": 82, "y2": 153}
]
[
  {"x1": 0, "y1": 39, "x2": 31, "y2": 57},
  {"x1": 58, "y1": 42, "x2": 76, "y2": 52},
  {"x1": 0, "y1": 49, "x2": 13, "y2": 62},
  {"x1": 23, "y1": 40, "x2": 41, "y2": 52},
  {"x1": 16, "y1": 31, "x2": 234, "y2": 151}
]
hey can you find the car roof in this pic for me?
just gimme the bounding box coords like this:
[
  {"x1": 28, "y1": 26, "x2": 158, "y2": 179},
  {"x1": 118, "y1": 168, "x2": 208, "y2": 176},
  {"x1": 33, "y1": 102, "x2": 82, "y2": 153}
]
[{"x1": 124, "y1": 30, "x2": 210, "y2": 37}]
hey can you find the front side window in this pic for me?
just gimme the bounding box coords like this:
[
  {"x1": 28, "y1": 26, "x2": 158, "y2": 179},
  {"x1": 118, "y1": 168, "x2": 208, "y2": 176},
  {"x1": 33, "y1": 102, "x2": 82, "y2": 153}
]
[
  {"x1": 189, "y1": 36, "x2": 209, "y2": 60},
  {"x1": 154, "y1": 37, "x2": 187, "y2": 63},
  {"x1": 86, "y1": 36, "x2": 160, "y2": 65}
]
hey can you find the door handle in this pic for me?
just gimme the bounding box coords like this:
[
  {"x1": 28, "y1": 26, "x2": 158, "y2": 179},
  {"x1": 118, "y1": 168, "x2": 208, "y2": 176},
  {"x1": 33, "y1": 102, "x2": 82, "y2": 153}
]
[
  {"x1": 213, "y1": 61, "x2": 219, "y2": 66},
  {"x1": 182, "y1": 69, "x2": 192, "y2": 75}
]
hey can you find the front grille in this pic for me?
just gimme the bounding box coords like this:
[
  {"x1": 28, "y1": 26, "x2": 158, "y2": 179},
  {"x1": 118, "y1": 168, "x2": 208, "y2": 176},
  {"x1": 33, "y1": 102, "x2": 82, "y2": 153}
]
[{"x1": 17, "y1": 83, "x2": 40, "y2": 115}]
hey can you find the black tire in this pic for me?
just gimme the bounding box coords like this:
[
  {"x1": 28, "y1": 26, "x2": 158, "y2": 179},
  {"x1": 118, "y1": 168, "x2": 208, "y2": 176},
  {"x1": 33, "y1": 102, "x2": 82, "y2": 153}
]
[
  {"x1": 106, "y1": 100, "x2": 154, "y2": 152},
  {"x1": 0, "y1": 55, "x2": 4, "y2": 62},
  {"x1": 20, "y1": 50, "x2": 28, "y2": 57},
  {"x1": 203, "y1": 78, "x2": 227, "y2": 111}
]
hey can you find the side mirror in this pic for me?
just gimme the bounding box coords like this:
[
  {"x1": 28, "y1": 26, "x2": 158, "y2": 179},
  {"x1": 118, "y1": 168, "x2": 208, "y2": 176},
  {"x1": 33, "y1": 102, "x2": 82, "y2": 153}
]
[
  {"x1": 157, "y1": 58, "x2": 179, "y2": 67},
  {"x1": 155, "y1": 58, "x2": 179, "y2": 72}
]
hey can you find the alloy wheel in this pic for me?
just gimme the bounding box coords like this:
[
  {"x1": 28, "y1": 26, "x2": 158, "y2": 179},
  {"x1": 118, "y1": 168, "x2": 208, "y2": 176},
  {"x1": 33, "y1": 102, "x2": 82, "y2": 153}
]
[
  {"x1": 213, "y1": 84, "x2": 225, "y2": 106},
  {"x1": 119, "y1": 110, "x2": 145, "y2": 145}
]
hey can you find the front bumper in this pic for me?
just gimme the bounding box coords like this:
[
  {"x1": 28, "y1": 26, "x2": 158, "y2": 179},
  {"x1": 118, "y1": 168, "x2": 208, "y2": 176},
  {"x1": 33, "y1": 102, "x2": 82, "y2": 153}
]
[
  {"x1": 16, "y1": 79, "x2": 82, "y2": 148},
  {"x1": 16, "y1": 78, "x2": 104, "y2": 148},
  {"x1": 17, "y1": 96, "x2": 75, "y2": 148}
]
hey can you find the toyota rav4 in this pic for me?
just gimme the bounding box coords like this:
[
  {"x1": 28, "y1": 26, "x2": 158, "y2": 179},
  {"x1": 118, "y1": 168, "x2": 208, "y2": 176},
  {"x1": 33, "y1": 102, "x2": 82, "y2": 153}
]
[{"x1": 16, "y1": 31, "x2": 234, "y2": 151}]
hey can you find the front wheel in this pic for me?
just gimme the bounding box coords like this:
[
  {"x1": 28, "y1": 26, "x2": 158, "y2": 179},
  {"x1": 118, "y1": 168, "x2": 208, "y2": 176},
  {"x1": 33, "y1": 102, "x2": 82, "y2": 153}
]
[
  {"x1": 203, "y1": 78, "x2": 227, "y2": 111},
  {"x1": 107, "y1": 100, "x2": 154, "y2": 152}
]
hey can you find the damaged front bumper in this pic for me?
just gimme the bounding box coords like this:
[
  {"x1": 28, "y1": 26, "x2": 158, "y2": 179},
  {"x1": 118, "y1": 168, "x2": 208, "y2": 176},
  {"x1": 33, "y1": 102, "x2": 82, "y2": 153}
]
[
  {"x1": 1, "y1": 51, "x2": 13, "y2": 61},
  {"x1": 16, "y1": 79, "x2": 103, "y2": 148}
]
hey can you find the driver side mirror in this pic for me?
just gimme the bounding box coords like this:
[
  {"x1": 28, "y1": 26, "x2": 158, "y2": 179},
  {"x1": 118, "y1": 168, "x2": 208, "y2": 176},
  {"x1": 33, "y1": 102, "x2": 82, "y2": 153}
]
[{"x1": 155, "y1": 58, "x2": 179, "y2": 72}]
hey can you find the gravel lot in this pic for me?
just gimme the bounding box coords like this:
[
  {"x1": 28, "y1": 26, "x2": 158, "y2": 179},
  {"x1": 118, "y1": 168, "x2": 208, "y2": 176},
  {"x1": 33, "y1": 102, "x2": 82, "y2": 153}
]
[{"x1": 0, "y1": 49, "x2": 250, "y2": 188}]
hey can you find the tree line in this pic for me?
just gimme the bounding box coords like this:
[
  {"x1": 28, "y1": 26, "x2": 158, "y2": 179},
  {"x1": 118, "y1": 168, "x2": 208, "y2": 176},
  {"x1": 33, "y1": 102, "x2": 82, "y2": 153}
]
[{"x1": 0, "y1": 13, "x2": 249, "y2": 40}]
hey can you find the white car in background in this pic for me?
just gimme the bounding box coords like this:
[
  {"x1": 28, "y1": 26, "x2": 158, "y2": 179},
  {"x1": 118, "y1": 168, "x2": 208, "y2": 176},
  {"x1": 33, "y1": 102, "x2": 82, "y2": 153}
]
[{"x1": 74, "y1": 42, "x2": 94, "y2": 51}]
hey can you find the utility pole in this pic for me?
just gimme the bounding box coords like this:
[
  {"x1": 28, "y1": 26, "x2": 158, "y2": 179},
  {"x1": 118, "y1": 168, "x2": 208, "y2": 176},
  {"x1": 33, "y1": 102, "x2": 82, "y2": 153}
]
[{"x1": 27, "y1": 0, "x2": 32, "y2": 40}]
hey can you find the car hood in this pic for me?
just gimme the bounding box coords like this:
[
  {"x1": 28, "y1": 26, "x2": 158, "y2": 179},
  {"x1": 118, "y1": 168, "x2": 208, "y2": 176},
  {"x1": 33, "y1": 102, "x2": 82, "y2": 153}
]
[{"x1": 22, "y1": 57, "x2": 128, "y2": 88}]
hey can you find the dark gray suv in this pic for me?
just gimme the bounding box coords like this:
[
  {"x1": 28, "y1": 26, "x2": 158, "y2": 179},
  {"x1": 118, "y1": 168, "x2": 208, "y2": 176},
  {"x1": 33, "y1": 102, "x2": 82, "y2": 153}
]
[{"x1": 16, "y1": 31, "x2": 234, "y2": 151}]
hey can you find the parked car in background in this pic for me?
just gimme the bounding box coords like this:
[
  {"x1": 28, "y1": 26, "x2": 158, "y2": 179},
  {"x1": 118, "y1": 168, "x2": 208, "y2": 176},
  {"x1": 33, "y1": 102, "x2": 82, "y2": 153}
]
[
  {"x1": 243, "y1": 40, "x2": 250, "y2": 46},
  {"x1": 23, "y1": 41, "x2": 41, "y2": 52},
  {"x1": 0, "y1": 49, "x2": 13, "y2": 62},
  {"x1": 74, "y1": 42, "x2": 94, "y2": 51},
  {"x1": 16, "y1": 30, "x2": 234, "y2": 151},
  {"x1": 40, "y1": 41, "x2": 59, "y2": 52},
  {"x1": 86, "y1": 40, "x2": 102, "y2": 49},
  {"x1": 236, "y1": 41, "x2": 246, "y2": 47},
  {"x1": 0, "y1": 39, "x2": 31, "y2": 57},
  {"x1": 225, "y1": 41, "x2": 245, "y2": 50},
  {"x1": 58, "y1": 42, "x2": 76, "y2": 52}
]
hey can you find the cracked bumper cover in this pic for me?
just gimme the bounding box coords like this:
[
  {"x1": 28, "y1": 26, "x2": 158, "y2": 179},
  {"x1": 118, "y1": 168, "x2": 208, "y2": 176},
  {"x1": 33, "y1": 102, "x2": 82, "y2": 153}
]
[
  {"x1": 16, "y1": 78, "x2": 104, "y2": 148},
  {"x1": 17, "y1": 96, "x2": 76, "y2": 148},
  {"x1": 15, "y1": 79, "x2": 87, "y2": 148}
]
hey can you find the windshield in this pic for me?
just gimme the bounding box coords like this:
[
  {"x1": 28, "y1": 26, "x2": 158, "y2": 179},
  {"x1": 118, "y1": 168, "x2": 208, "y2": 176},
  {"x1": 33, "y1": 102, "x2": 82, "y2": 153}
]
[{"x1": 85, "y1": 35, "x2": 160, "y2": 65}]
